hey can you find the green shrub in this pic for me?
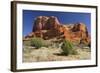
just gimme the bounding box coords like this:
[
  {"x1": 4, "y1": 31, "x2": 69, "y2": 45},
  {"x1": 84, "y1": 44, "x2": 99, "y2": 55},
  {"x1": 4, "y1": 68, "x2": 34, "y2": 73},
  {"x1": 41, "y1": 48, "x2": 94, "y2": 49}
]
[
  {"x1": 61, "y1": 40, "x2": 77, "y2": 55},
  {"x1": 30, "y1": 37, "x2": 49, "y2": 48}
]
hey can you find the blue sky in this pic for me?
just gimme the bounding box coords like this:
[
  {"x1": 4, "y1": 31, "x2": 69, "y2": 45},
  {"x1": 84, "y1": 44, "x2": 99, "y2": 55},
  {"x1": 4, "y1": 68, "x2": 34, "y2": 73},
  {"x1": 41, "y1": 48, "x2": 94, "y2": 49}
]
[{"x1": 23, "y1": 10, "x2": 91, "y2": 36}]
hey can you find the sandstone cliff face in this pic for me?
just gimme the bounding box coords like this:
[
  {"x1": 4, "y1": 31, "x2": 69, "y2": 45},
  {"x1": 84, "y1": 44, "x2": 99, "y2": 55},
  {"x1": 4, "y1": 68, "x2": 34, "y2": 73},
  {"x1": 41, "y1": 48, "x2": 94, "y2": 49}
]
[
  {"x1": 25, "y1": 16, "x2": 90, "y2": 45},
  {"x1": 32, "y1": 16, "x2": 60, "y2": 32}
]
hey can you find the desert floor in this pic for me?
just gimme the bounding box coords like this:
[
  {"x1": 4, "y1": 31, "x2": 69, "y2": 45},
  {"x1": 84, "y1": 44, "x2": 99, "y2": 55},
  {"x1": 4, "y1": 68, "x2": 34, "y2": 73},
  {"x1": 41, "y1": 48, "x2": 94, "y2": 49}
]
[{"x1": 23, "y1": 45, "x2": 91, "y2": 62}]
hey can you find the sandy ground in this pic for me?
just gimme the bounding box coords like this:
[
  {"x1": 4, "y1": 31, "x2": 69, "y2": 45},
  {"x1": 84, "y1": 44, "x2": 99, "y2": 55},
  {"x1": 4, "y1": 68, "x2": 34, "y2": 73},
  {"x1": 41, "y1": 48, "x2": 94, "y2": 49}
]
[{"x1": 23, "y1": 46, "x2": 91, "y2": 62}]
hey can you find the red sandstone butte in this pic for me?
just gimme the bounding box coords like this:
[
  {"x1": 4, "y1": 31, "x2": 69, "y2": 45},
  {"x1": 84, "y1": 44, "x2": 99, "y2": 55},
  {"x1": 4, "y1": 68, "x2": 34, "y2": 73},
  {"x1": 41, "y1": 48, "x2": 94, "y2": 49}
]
[{"x1": 24, "y1": 16, "x2": 90, "y2": 45}]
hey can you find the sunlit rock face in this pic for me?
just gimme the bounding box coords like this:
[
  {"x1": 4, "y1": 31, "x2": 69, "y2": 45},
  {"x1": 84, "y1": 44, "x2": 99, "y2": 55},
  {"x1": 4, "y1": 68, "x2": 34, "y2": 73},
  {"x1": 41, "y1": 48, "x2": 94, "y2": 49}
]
[{"x1": 32, "y1": 16, "x2": 60, "y2": 31}]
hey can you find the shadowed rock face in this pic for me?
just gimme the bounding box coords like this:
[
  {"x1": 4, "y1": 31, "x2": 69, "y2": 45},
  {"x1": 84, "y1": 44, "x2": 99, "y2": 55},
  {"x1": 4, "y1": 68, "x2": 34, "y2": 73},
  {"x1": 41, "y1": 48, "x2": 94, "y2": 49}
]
[{"x1": 25, "y1": 16, "x2": 90, "y2": 45}]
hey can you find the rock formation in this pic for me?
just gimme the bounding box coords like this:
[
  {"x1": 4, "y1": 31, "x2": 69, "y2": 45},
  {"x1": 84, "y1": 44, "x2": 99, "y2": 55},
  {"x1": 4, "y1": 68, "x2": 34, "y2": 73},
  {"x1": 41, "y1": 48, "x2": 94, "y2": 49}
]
[{"x1": 24, "y1": 16, "x2": 90, "y2": 45}]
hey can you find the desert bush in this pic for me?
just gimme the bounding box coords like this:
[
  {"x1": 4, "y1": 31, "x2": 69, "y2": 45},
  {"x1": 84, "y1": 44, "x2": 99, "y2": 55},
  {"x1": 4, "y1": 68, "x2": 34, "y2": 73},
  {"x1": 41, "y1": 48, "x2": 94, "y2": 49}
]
[
  {"x1": 61, "y1": 40, "x2": 77, "y2": 55},
  {"x1": 30, "y1": 37, "x2": 50, "y2": 48}
]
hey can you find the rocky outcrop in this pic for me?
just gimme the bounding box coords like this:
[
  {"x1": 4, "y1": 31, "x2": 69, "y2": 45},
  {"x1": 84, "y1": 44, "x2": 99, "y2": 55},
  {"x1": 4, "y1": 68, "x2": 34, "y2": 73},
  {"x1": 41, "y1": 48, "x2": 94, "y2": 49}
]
[
  {"x1": 32, "y1": 16, "x2": 60, "y2": 32},
  {"x1": 24, "y1": 16, "x2": 90, "y2": 45}
]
